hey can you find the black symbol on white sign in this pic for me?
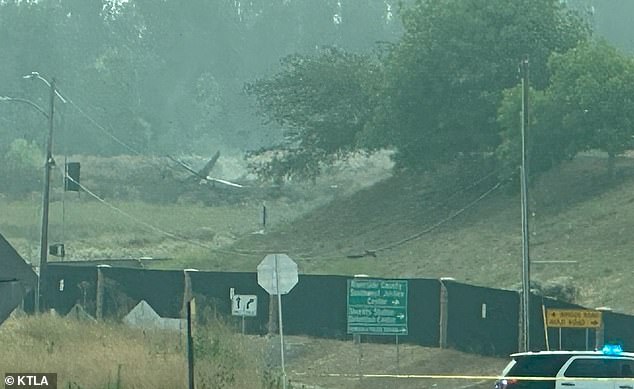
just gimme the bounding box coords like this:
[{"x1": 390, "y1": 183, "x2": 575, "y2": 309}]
[{"x1": 232, "y1": 294, "x2": 257, "y2": 317}]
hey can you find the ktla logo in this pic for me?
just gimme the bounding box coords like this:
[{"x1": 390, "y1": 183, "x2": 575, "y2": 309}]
[{"x1": 4, "y1": 374, "x2": 57, "y2": 388}]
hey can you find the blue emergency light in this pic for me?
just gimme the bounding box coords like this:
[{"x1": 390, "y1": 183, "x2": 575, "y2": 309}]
[{"x1": 602, "y1": 344, "x2": 623, "y2": 355}]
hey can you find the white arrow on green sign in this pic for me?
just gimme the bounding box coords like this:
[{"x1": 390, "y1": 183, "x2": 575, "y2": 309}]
[{"x1": 347, "y1": 278, "x2": 408, "y2": 335}]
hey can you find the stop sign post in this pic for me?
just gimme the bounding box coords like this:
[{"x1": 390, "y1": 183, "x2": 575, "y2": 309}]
[{"x1": 257, "y1": 254, "x2": 298, "y2": 389}]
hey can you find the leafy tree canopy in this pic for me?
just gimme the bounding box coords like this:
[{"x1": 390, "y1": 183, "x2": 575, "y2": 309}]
[
  {"x1": 364, "y1": 0, "x2": 589, "y2": 170},
  {"x1": 495, "y1": 86, "x2": 577, "y2": 183},
  {"x1": 245, "y1": 47, "x2": 381, "y2": 181},
  {"x1": 0, "y1": 0, "x2": 399, "y2": 158},
  {"x1": 496, "y1": 40, "x2": 634, "y2": 182},
  {"x1": 548, "y1": 40, "x2": 634, "y2": 175}
]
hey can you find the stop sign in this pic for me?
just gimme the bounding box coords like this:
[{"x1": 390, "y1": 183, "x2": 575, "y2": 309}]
[{"x1": 257, "y1": 254, "x2": 298, "y2": 295}]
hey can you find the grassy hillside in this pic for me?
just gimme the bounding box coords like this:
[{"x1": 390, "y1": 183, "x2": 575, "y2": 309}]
[
  {"x1": 2, "y1": 152, "x2": 634, "y2": 314},
  {"x1": 176, "y1": 153, "x2": 634, "y2": 314}
]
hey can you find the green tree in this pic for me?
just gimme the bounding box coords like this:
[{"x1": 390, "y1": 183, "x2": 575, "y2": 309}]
[
  {"x1": 245, "y1": 47, "x2": 380, "y2": 181},
  {"x1": 495, "y1": 86, "x2": 577, "y2": 183},
  {"x1": 547, "y1": 40, "x2": 634, "y2": 177},
  {"x1": 364, "y1": 0, "x2": 589, "y2": 170},
  {"x1": 0, "y1": 139, "x2": 42, "y2": 196}
]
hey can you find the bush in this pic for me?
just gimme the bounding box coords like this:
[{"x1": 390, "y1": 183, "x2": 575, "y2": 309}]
[
  {"x1": 532, "y1": 276, "x2": 578, "y2": 303},
  {"x1": 0, "y1": 138, "x2": 42, "y2": 196}
]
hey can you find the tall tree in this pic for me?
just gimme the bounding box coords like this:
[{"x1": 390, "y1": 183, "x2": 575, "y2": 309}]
[
  {"x1": 363, "y1": 0, "x2": 589, "y2": 170},
  {"x1": 495, "y1": 86, "x2": 577, "y2": 183},
  {"x1": 245, "y1": 47, "x2": 380, "y2": 181},
  {"x1": 495, "y1": 40, "x2": 634, "y2": 181},
  {"x1": 547, "y1": 40, "x2": 634, "y2": 176}
]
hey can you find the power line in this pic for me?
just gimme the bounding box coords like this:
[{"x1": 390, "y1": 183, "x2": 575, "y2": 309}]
[
  {"x1": 217, "y1": 170, "x2": 504, "y2": 261},
  {"x1": 55, "y1": 87, "x2": 506, "y2": 262},
  {"x1": 293, "y1": 169, "x2": 501, "y2": 260},
  {"x1": 55, "y1": 165, "x2": 257, "y2": 257},
  {"x1": 43, "y1": 89, "x2": 263, "y2": 257},
  {"x1": 52, "y1": 161, "x2": 503, "y2": 262},
  {"x1": 62, "y1": 92, "x2": 224, "y2": 185},
  {"x1": 369, "y1": 179, "x2": 502, "y2": 254},
  {"x1": 64, "y1": 96, "x2": 145, "y2": 156}
]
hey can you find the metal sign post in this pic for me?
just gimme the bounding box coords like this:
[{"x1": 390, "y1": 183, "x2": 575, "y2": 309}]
[
  {"x1": 396, "y1": 335, "x2": 400, "y2": 371},
  {"x1": 257, "y1": 254, "x2": 298, "y2": 389},
  {"x1": 187, "y1": 300, "x2": 195, "y2": 389},
  {"x1": 275, "y1": 257, "x2": 286, "y2": 389}
]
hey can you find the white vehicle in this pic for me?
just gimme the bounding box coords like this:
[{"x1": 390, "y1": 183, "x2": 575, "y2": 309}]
[{"x1": 495, "y1": 345, "x2": 634, "y2": 389}]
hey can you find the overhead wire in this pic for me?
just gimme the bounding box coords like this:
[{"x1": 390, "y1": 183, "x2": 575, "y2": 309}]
[
  {"x1": 295, "y1": 168, "x2": 502, "y2": 260},
  {"x1": 60, "y1": 89, "x2": 192, "y2": 181},
  {"x1": 63, "y1": 95, "x2": 145, "y2": 156},
  {"x1": 347, "y1": 168, "x2": 498, "y2": 246},
  {"x1": 54, "y1": 85, "x2": 508, "y2": 262},
  {"x1": 57, "y1": 167, "x2": 206, "y2": 248},
  {"x1": 56, "y1": 165, "x2": 260, "y2": 257},
  {"x1": 224, "y1": 169, "x2": 504, "y2": 261},
  {"x1": 369, "y1": 179, "x2": 502, "y2": 253},
  {"x1": 48, "y1": 90, "x2": 262, "y2": 257},
  {"x1": 4, "y1": 78, "x2": 259, "y2": 260}
]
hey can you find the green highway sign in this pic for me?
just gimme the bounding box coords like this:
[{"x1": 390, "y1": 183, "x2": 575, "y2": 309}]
[{"x1": 347, "y1": 278, "x2": 408, "y2": 335}]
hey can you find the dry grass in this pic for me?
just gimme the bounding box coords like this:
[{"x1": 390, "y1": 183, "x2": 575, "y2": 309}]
[
  {"x1": 0, "y1": 313, "x2": 508, "y2": 389},
  {"x1": 283, "y1": 336, "x2": 507, "y2": 389},
  {"x1": 0, "y1": 313, "x2": 270, "y2": 389},
  {"x1": 0, "y1": 313, "x2": 185, "y2": 388}
]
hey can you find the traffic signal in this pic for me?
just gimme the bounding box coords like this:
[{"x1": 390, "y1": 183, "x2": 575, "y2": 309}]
[{"x1": 65, "y1": 162, "x2": 80, "y2": 191}]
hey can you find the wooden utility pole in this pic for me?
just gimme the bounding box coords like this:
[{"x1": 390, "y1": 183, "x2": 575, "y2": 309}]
[
  {"x1": 36, "y1": 78, "x2": 56, "y2": 313},
  {"x1": 520, "y1": 57, "x2": 531, "y2": 352}
]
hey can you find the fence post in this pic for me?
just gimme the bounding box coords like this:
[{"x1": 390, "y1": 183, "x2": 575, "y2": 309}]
[
  {"x1": 595, "y1": 306, "x2": 612, "y2": 350},
  {"x1": 439, "y1": 277, "x2": 454, "y2": 349},
  {"x1": 182, "y1": 269, "x2": 198, "y2": 316},
  {"x1": 95, "y1": 264, "x2": 111, "y2": 320}
]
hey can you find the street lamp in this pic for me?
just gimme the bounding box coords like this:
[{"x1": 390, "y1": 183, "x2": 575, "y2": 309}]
[
  {"x1": 0, "y1": 72, "x2": 65, "y2": 313},
  {"x1": 0, "y1": 96, "x2": 48, "y2": 118},
  {"x1": 23, "y1": 72, "x2": 67, "y2": 104}
]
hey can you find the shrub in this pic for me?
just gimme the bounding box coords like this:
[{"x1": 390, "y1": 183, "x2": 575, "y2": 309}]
[{"x1": 0, "y1": 138, "x2": 42, "y2": 196}]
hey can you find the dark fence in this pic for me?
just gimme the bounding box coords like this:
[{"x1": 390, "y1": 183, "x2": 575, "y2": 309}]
[
  {"x1": 0, "y1": 280, "x2": 26, "y2": 324},
  {"x1": 604, "y1": 311, "x2": 634, "y2": 352},
  {"x1": 444, "y1": 281, "x2": 519, "y2": 356},
  {"x1": 46, "y1": 264, "x2": 98, "y2": 316},
  {"x1": 103, "y1": 267, "x2": 184, "y2": 319},
  {"x1": 404, "y1": 278, "x2": 441, "y2": 347},
  {"x1": 41, "y1": 265, "x2": 634, "y2": 357},
  {"x1": 283, "y1": 274, "x2": 348, "y2": 339}
]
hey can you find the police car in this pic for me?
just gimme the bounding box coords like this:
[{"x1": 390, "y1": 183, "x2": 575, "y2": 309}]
[{"x1": 495, "y1": 345, "x2": 634, "y2": 389}]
